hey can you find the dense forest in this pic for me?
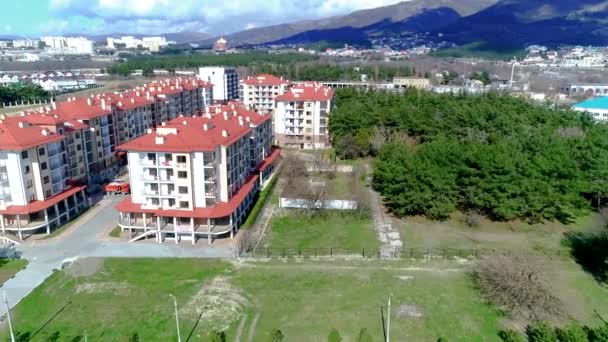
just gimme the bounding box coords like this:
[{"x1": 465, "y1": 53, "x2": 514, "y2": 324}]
[
  {"x1": 329, "y1": 88, "x2": 608, "y2": 222},
  {"x1": 107, "y1": 53, "x2": 417, "y2": 81},
  {"x1": 107, "y1": 53, "x2": 318, "y2": 76},
  {"x1": 0, "y1": 84, "x2": 49, "y2": 106}
]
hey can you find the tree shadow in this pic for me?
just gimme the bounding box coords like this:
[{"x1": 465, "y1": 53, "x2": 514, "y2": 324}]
[
  {"x1": 185, "y1": 310, "x2": 205, "y2": 342},
  {"x1": 563, "y1": 231, "x2": 608, "y2": 283},
  {"x1": 29, "y1": 301, "x2": 72, "y2": 340}
]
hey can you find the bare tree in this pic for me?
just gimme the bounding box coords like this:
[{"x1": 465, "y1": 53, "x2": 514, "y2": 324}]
[{"x1": 472, "y1": 253, "x2": 564, "y2": 321}]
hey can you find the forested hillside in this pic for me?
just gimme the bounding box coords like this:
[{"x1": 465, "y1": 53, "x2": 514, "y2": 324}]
[
  {"x1": 329, "y1": 89, "x2": 608, "y2": 222},
  {"x1": 0, "y1": 84, "x2": 49, "y2": 106}
]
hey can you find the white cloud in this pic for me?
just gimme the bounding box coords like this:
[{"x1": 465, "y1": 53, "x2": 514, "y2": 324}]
[{"x1": 47, "y1": 0, "x2": 407, "y2": 35}]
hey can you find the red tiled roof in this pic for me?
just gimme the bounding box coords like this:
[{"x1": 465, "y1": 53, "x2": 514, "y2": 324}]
[
  {"x1": 241, "y1": 74, "x2": 290, "y2": 86},
  {"x1": 0, "y1": 116, "x2": 64, "y2": 150},
  {"x1": 275, "y1": 82, "x2": 334, "y2": 102},
  {"x1": 48, "y1": 98, "x2": 112, "y2": 120},
  {"x1": 115, "y1": 174, "x2": 259, "y2": 219},
  {"x1": 0, "y1": 186, "x2": 86, "y2": 215}
]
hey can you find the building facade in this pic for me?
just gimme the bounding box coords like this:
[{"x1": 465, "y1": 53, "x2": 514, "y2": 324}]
[
  {"x1": 239, "y1": 74, "x2": 290, "y2": 114},
  {"x1": 198, "y1": 67, "x2": 239, "y2": 102},
  {"x1": 115, "y1": 102, "x2": 280, "y2": 244},
  {"x1": 274, "y1": 82, "x2": 334, "y2": 149},
  {"x1": 572, "y1": 97, "x2": 608, "y2": 121}
]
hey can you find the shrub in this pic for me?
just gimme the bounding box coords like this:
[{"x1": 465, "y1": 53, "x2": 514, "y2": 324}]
[
  {"x1": 498, "y1": 329, "x2": 526, "y2": 342},
  {"x1": 209, "y1": 330, "x2": 226, "y2": 342},
  {"x1": 271, "y1": 329, "x2": 284, "y2": 342},
  {"x1": 357, "y1": 328, "x2": 373, "y2": 342},
  {"x1": 328, "y1": 328, "x2": 342, "y2": 342},
  {"x1": 555, "y1": 323, "x2": 588, "y2": 342},
  {"x1": 526, "y1": 322, "x2": 558, "y2": 342}
]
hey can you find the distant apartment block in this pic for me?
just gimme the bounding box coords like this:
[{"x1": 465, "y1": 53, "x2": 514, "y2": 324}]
[
  {"x1": 239, "y1": 74, "x2": 291, "y2": 114},
  {"x1": 115, "y1": 102, "x2": 279, "y2": 244},
  {"x1": 562, "y1": 84, "x2": 608, "y2": 97},
  {"x1": 274, "y1": 82, "x2": 334, "y2": 149},
  {"x1": 0, "y1": 78, "x2": 212, "y2": 240},
  {"x1": 393, "y1": 77, "x2": 431, "y2": 89},
  {"x1": 198, "y1": 67, "x2": 239, "y2": 102}
]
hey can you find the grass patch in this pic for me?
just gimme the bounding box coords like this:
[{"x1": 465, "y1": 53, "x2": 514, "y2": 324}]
[
  {"x1": 3, "y1": 258, "x2": 229, "y2": 341},
  {"x1": 2, "y1": 258, "x2": 503, "y2": 341},
  {"x1": 108, "y1": 226, "x2": 122, "y2": 238},
  {"x1": 241, "y1": 171, "x2": 280, "y2": 230},
  {"x1": 41, "y1": 208, "x2": 91, "y2": 240},
  {"x1": 266, "y1": 212, "x2": 379, "y2": 252},
  {"x1": 431, "y1": 42, "x2": 525, "y2": 60},
  {"x1": 0, "y1": 258, "x2": 27, "y2": 284}
]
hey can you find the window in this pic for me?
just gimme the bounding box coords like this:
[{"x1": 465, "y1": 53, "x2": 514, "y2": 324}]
[
  {"x1": 178, "y1": 171, "x2": 187, "y2": 179},
  {"x1": 45, "y1": 190, "x2": 51, "y2": 197},
  {"x1": 43, "y1": 176, "x2": 49, "y2": 184},
  {"x1": 77, "y1": 144, "x2": 82, "y2": 151},
  {"x1": 176, "y1": 155, "x2": 186, "y2": 163},
  {"x1": 179, "y1": 201, "x2": 189, "y2": 209},
  {"x1": 21, "y1": 151, "x2": 28, "y2": 159},
  {"x1": 41, "y1": 162, "x2": 47, "y2": 170},
  {"x1": 26, "y1": 179, "x2": 32, "y2": 188},
  {"x1": 98, "y1": 152, "x2": 102, "y2": 158},
  {"x1": 38, "y1": 147, "x2": 45, "y2": 156},
  {"x1": 178, "y1": 186, "x2": 188, "y2": 194},
  {"x1": 24, "y1": 166, "x2": 30, "y2": 174},
  {"x1": 306, "y1": 120, "x2": 312, "y2": 124},
  {"x1": 75, "y1": 132, "x2": 80, "y2": 139}
]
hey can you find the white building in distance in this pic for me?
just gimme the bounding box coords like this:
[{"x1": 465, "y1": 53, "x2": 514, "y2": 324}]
[{"x1": 198, "y1": 67, "x2": 240, "y2": 102}]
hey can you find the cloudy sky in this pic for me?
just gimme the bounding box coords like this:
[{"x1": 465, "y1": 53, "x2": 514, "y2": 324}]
[{"x1": 1, "y1": 0, "x2": 405, "y2": 37}]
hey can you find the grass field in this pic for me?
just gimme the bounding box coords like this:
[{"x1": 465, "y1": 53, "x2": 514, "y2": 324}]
[
  {"x1": 265, "y1": 212, "x2": 379, "y2": 252},
  {"x1": 0, "y1": 258, "x2": 27, "y2": 284},
  {"x1": 2, "y1": 258, "x2": 505, "y2": 342}
]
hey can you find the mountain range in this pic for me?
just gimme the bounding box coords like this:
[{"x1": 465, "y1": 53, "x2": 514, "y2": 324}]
[{"x1": 206, "y1": 0, "x2": 608, "y2": 49}]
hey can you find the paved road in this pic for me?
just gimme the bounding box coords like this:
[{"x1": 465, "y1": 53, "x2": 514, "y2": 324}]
[{"x1": 0, "y1": 195, "x2": 235, "y2": 317}]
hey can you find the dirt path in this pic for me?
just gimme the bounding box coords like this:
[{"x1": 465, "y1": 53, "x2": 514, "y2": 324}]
[
  {"x1": 364, "y1": 162, "x2": 403, "y2": 258},
  {"x1": 233, "y1": 314, "x2": 248, "y2": 342},
  {"x1": 246, "y1": 312, "x2": 260, "y2": 342}
]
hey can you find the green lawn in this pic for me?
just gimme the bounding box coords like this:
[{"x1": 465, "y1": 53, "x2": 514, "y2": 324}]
[
  {"x1": 0, "y1": 258, "x2": 27, "y2": 284},
  {"x1": 2, "y1": 258, "x2": 503, "y2": 342},
  {"x1": 266, "y1": 212, "x2": 380, "y2": 252}
]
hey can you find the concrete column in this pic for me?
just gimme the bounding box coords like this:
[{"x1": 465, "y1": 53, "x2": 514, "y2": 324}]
[
  {"x1": 207, "y1": 218, "x2": 211, "y2": 244},
  {"x1": 64, "y1": 199, "x2": 71, "y2": 221},
  {"x1": 156, "y1": 216, "x2": 161, "y2": 243},
  {"x1": 173, "y1": 217, "x2": 178, "y2": 244},
  {"x1": 143, "y1": 213, "x2": 147, "y2": 231},
  {"x1": 190, "y1": 217, "x2": 195, "y2": 245},
  {"x1": 230, "y1": 213, "x2": 234, "y2": 239},
  {"x1": 127, "y1": 213, "x2": 132, "y2": 238},
  {"x1": 16, "y1": 214, "x2": 22, "y2": 240},
  {"x1": 0, "y1": 214, "x2": 4, "y2": 234},
  {"x1": 54, "y1": 204, "x2": 60, "y2": 224},
  {"x1": 44, "y1": 209, "x2": 50, "y2": 235}
]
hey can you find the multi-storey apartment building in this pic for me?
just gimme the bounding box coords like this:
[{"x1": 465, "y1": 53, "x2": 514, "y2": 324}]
[
  {"x1": 239, "y1": 74, "x2": 290, "y2": 114},
  {"x1": 0, "y1": 78, "x2": 213, "y2": 240},
  {"x1": 115, "y1": 102, "x2": 279, "y2": 244},
  {"x1": 274, "y1": 82, "x2": 334, "y2": 149},
  {"x1": 0, "y1": 114, "x2": 88, "y2": 240},
  {"x1": 198, "y1": 67, "x2": 239, "y2": 102}
]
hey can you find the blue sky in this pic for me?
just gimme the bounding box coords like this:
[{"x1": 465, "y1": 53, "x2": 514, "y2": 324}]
[{"x1": 1, "y1": 0, "x2": 405, "y2": 37}]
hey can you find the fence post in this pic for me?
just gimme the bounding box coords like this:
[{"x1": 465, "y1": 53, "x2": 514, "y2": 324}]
[
  {"x1": 362, "y1": 248, "x2": 365, "y2": 258},
  {"x1": 282, "y1": 248, "x2": 286, "y2": 258},
  {"x1": 298, "y1": 249, "x2": 302, "y2": 258},
  {"x1": 266, "y1": 247, "x2": 269, "y2": 258},
  {"x1": 330, "y1": 247, "x2": 333, "y2": 258},
  {"x1": 442, "y1": 248, "x2": 446, "y2": 259},
  {"x1": 475, "y1": 249, "x2": 478, "y2": 258},
  {"x1": 314, "y1": 248, "x2": 317, "y2": 258}
]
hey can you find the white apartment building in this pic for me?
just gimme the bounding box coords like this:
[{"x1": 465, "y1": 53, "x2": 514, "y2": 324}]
[
  {"x1": 198, "y1": 67, "x2": 239, "y2": 102},
  {"x1": 0, "y1": 115, "x2": 89, "y2": 240},
  {"x1": 42, "y1": 36, "x2": 94, "y2": 54},
  {"x1": 274, "y1": 82, "x2": 334, "y2": 149},
  {"x1": 107, "y1": 36, "x2": 168, "y2": 52},
  {"x1": 239, "y1": 74, "x2": 290, "y2": 114},
  {"x1": 115, "y1": 102, "x2": 279, "y2": 244},
  {"x1": 12, "y1": 39, "x2": 38, "y2": 49}
]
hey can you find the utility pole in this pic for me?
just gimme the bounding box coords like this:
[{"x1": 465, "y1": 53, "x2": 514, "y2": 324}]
[
  {"x1": 170, "y1": 293, "x2": 181, "y2": 342},
  {"x1": 84, "y1": 331, "x2": 88, "y2": 342},
  {"x1": 3, "y1": 289, "x2": 15, "y2": 342},
  {"x1": 386, "y1": 295, "x2": 391, "y2": 342}
]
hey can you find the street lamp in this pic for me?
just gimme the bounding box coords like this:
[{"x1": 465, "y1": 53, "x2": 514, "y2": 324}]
[
  {"x1": 169, "y1": 293, "x2": 181, "y2": 342},
  {"x1": 3, "y1": 288, "x2": 15, "y2": 342}
]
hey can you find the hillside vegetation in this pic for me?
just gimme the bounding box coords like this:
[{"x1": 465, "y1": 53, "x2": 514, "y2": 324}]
[{"x1": 329, "y1": 89, "x2": 608, "y2": 222}]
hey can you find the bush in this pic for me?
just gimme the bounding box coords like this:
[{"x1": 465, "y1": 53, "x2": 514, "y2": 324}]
[
  {"x1": 498, "y1": 329, "x2": 526, "y2": 342},
  {"x1": 526, "y1": 323, "x2": 558, "y2": 342},
  {"x1": 209, "y1": 330, "x2": 226, "y2": 342},
  {"x1": 328, "y1": 328, "x2": 342, "y2": 342},
  {"x1": 589, "y1": 324, "x2": 608, "y2": 342},
  {"x1": 555, "y1": 323, "x2": 588, "y2": 342},
  {"x1": 271, "y1": 329, "x2": 284, "y2": 342}
]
